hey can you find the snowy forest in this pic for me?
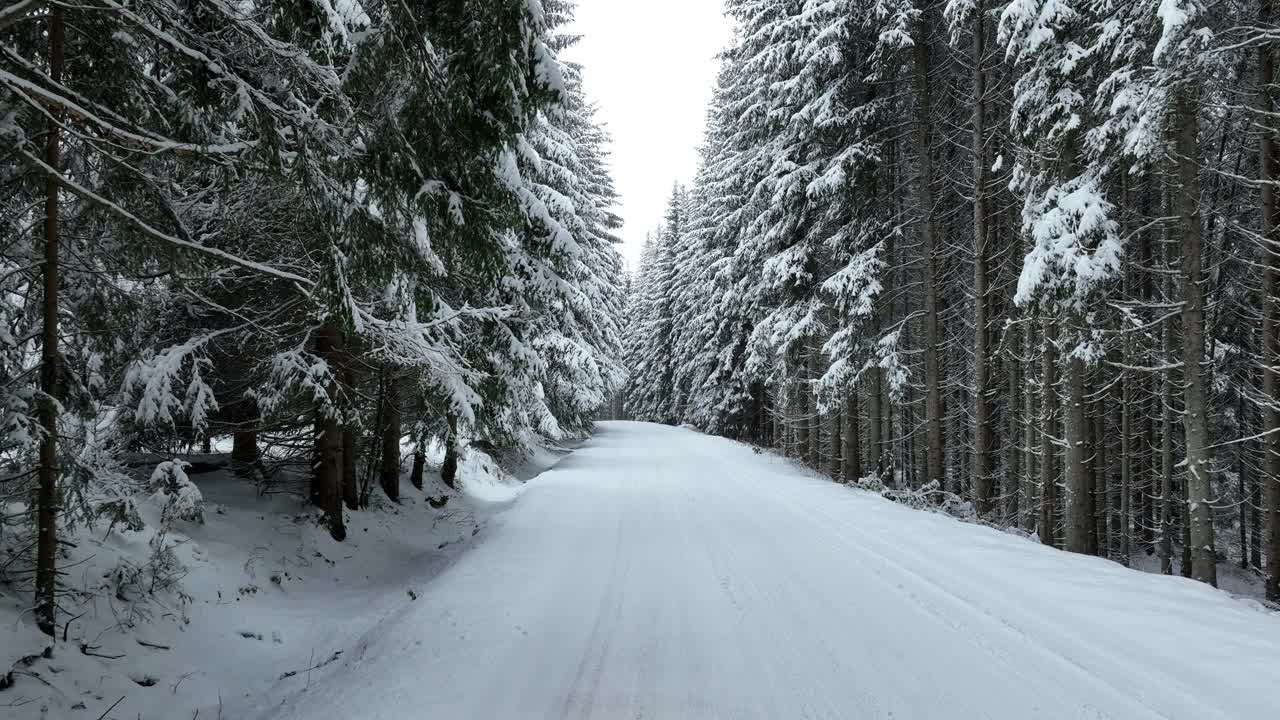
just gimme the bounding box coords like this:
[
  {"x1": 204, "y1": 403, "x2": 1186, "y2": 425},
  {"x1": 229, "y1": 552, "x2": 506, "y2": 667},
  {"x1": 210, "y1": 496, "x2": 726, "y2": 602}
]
[
  {"x1": 2, "y1": 1, "x2": 1280, "y2": 717},
  {"x1": 1, "y1": 0, "x2": 625, "y2": 639},
  {"x1": 622, "y1": 0, "x2": 1280, "y2": 601}
]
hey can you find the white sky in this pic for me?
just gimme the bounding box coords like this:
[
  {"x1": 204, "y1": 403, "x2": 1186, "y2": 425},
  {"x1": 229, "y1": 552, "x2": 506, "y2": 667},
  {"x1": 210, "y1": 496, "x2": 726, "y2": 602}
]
[{"x1": 563, "y1": 1, "x2": 734, "y2": 270}]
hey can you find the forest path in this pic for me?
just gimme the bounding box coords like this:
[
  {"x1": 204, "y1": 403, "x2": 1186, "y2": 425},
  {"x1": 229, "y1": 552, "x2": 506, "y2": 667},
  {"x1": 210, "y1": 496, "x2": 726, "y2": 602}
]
[{"x1": 259, "y1": 421, "x2": 1279, "y2": 720}]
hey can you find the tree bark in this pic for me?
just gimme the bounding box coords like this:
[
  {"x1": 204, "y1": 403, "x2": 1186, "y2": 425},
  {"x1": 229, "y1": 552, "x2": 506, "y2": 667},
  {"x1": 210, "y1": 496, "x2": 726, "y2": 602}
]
[
  {"x1": 971, "y1": 3, "x2": 994, "y2": 518},
  {"x1": 1007, "y1": 321, "x2": 1021, "y2": 525},
  {"x1": 1064, "y1": 351, "x2": 1090, "y2": 554},
  {"x1": 1140, "y1": 224, "x2": 1157, "y2": 549},
  {"x1": 843, "y1": 391, "x2": 861, "y2": 482},
  {"x1": 379, "y1": 371, "x2": 401, "y2": 502},
  {"x1": 831, "y1": 398, "x2": 843, "y2": 480},
  {"x1": 868, "y1": 367, "x2": 884, "y2": 482},
  {"x1": 1160, "y1": 302, "x2": 1176, "y2": 575},
  {"x1": 314, "y1": 322, "x2": 346, "y2": 541},
  {"x1": 441, "y1": 413, "x2": 459, "y2": 490},
  {"x1": 1040, "y1": 319, "x2": 1059, "y2": 546},
  {"x1": 342, "y1": 429, "x2": 359, "y2": 509},
  {"x1": 1120, "y1": 339, "x2": 1133, "y2": 565},
  {"x1": 808, "y1": 351, "x2": 821, "y2": 469},
  {"x1": 410, "y1": 446, "x2": 426, "y2": 491},
  {"x1": 34, "y1": 5, "x2": 64, "y2": 637},
  {"x1": 1174, "y1": 90, "x2": 1217, "y2": 586},
  {"x1": 1023, "y1": 321, "x2": 1038, "y2": 532},
  {"x1": 914, "y1": 5, "x2": 945, "y2": 489},
  {"x1": 1259, "y1": 0, "x2": 1280, "y2": 601},
  {"x1": 1094, "y1": 395, "x2": 1108, "y2": 556},
  {"x1": 231, "y1": 421, "x2": 259, "y2": 477},
  {"x1": 340, "y1": 362, "x2": 359, "y2": 509}
]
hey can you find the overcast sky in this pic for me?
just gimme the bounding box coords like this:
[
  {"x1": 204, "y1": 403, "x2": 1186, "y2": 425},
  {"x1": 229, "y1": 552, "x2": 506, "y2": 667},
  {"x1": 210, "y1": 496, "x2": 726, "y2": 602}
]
[{"x1": 563, "y1": 1, "x2": 734, "y2": 270}]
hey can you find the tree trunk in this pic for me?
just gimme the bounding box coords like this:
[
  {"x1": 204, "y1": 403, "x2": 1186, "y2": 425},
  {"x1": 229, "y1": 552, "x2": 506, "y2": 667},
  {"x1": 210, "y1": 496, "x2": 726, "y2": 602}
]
[
  {"x1": 1160, "y1": 308, "x2": 1176, "y2": 575},
  {"x1": 314, "y1": 322, "x2": 346, "y2": 542},
  {"x1": 379, "y1": 371, "x2": 402, "y2": 502},
  {"x1": 1174, "y1": 90, "x2": 1217, "y2": 586},
  {"x1": 971, "y1": 3, "x2": 994, "y2": 518},
  {"x1": 831, "y1": 399, "x2": 843, "y2": 480},
  {"x1": 1064, "y1": 351, "x2": 1090, "y2": 555},
  {"x1": 1006, "y1": 322, "x2": 1021, "y2": 525},
  {"x1": 441, "y1": 413, "x2": 459, "y2": 490},
  {"x1": 1092, "y1": 397, "x2": 1106, "y2": 557},
  {"x1": 1120, "y1": 342, "x2": 1133, "y2": 566},
  {"x1": 796, "y1": 381, "x2": 808, "y2": 462},
  {"x1": 1238, "y1": 394, "x2": 1249, "y2": 570},
  {"x1": 1259, "y1": 0, "x2": 1280, "y2": 601},
  {"x1": 341, "y1": 363, "x2": 359, "y2": 509},
  {"x1": 868, "y1": 368, "x2": 884, "y2": 482},
  {"x1": 231, "y1": 415, "x2": 259, "y2": 478},
  {"x1": 844, "y1": 391, "x2": 861, "y2": 482},
  {"x1": 1139, "y1": 211, "x2": 1157, "y2": 549},
  {"x1": 1040, "y1": 319, "x2": 1059, "y2": 546},
  {"x1": 34, "y1": 6, "x2": 64, "y2": 637},
  {"x1": 914, "y1": 6, "x2": 945, "y2": 489},
  {"x1": 808, "y1": 351, "x2": 821, "y2": 469},
  {"x1": 410, "y1": 446, "x2": 426, "y2": 491},
  {"x1": 1023, "y1": 321, "x2": 1038, "y2": 532},
  {"x1": 342, "y1": 429, "x2": 359, "y2": 509}
]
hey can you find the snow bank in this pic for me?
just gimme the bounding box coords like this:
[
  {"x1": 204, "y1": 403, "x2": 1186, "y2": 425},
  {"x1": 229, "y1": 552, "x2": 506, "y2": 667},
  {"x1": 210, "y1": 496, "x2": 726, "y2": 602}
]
[{"x1": 0, "y1": 443, "x2": 559, "y2": 720}]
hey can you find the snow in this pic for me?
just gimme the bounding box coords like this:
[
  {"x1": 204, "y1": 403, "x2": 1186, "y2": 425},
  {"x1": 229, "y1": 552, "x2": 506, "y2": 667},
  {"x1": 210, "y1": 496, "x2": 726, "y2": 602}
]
[
  {"x1": 3, "y1": 424, "x2": 1275, "y2": 718},
  {"x1": 244, "y1": 422, "x2": 1277, "y2": 720},
  {"x1": 0, "y1": 444, "x2": 567, "y2": 719}
]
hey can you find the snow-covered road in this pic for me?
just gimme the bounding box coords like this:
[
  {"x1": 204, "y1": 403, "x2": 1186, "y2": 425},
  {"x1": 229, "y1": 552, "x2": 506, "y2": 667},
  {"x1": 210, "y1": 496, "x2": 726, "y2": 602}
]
[{"x1": 261, "y1": 421, "x2": 1280, "y2": 720}]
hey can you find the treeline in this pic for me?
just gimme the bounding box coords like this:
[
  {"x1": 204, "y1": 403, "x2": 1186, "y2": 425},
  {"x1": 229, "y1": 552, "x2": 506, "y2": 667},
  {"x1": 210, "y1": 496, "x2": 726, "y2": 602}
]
[
  {"x1": 0, "y1": 1, "x2": 624, "y2": 636},
  {"x1": 623, "y1": 0, "x2": 1280, "y2": 600}
]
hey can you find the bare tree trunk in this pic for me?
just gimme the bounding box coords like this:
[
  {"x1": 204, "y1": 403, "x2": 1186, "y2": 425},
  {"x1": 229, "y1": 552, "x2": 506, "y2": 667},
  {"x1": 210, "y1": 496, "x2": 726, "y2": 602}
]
[
  {"x1": 410, "y1": 446, "x2": 426, "y2": 491},
  {"x1": 379, "y1": 371, "x2": 401, "y2": 502},
  {"x1": 808, "y1": 351, "x2": 821, "y2": 469},
  {"x1": 1259, "y1": 0, "x2": 1280, "y2": 601},
  {"x1": 796, "y1": 381, "x2": 808, "y2": 463},
  {"x1": 914, "y1": 7, "x2": 945, "y2": 489},
  {"x1": 1238, "y1": 392, "x2": 1249, "y2": 570},
  {"x1": 1174, "y1": 91, "x2": 1217, "y2": 586},
  {"x1": 441, "y1": 413, "x2": 459, "y2": 490},
  {"x1": 971, "y1": 4, "x2": 994, "y2": 518},
  {"x1": 342, "y1": 429, "x2": 359, "y2": 509},
  {"x1": 1023, "y1": 321, "x2": 1038, "y2": 532},
  {"x1": 1007, "y1": 322, "x2": 1021, "y2": 525},
  {"x1": 314, "y1": 322, "x2": 346, "y2": 542},
  {"x1": 1120, "y1": 343, "x2": 1133, "y2": 566},
  {"x1": 231, "y1": 401, "x2": 260, "y2": 478},
  {"x1": 844, "y1": 391, "x2": 861, "y2": 482},
  {"x1": 1064, "y1": 351, "x2": 1090, "y2": 554},
  {"x1": 1139, "y1": 213, "x2": 1157, "y2": 549},
  {"x1": 830, "y1": 403, "x2": 843, "y2": 480},
  {"x1": 1089, "y1": 394, "x2": 1104, "y2": 556},
  {"x1": 34, "y1": 6, "x2": 65, "y2": 637},
  {"x1": 1040, "y1": 319, "x2": 1059, "y2": 546},
  {"x1": 868, "y1": 368, "x2": 884, "y2": 482},
  {"x1": 1160, "y1": 307, "x2": 1176, "y2": 575},
  {"x1": 341, "y1": 364, "x2": 359, "y2": 510}
]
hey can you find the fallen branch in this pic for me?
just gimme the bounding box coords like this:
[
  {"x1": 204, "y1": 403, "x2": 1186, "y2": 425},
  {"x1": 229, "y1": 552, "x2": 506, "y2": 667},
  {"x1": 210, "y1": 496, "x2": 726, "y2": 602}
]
[
  {"x1": 95, "y1": 695, "x2": 126, "y2": 720},
  {"x1": 80, "y1": 643, "x2": 126, "y2": 660},
  {"x1": 278, "y1": 650, "x2": 342, "y2": 681}
]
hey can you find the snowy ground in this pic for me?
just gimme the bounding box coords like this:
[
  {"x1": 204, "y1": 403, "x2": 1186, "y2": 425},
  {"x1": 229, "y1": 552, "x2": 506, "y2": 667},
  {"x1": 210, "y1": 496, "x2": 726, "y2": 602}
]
[
  {"x1": 6, "y1": 422, "x2": 1279, "y2": 719},
  {"x1": 0, "y1": 439, "x2": 573, "y2": 720},
  {"x1": 248, "y1": 421, "x2": 1277, "y2": 720}
]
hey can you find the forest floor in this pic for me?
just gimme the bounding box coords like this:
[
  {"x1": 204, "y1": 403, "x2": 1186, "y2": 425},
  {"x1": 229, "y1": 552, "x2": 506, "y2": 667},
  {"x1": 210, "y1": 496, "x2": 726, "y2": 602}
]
[
  {"x1": 5, "y1": 421, "x2": 1280, "y2": 719},
  {"x1": 0, "y1": 440, "x2": 572, "y2": 720}
]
